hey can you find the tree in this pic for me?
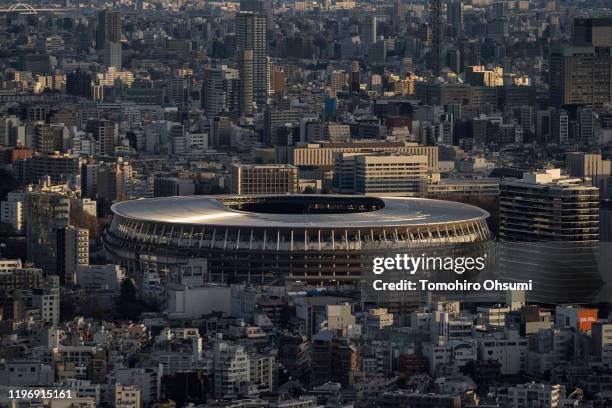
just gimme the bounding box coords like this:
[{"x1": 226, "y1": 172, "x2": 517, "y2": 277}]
[
  {"x1": 115, "y1": 278, "x2": 160, "y2": 321},
  {"x1": 116, "y1": 278, "x2": 141, "y2": 321}
]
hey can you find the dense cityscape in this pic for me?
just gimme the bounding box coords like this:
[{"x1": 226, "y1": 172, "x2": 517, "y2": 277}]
[{"x1": 0, "y1": 0, "x2": 612, "y2": 406}]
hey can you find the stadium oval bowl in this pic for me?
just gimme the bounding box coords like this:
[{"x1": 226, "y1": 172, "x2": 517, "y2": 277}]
[{"x1": 102, "y1": 195, "x2": 491, "y2": 283}]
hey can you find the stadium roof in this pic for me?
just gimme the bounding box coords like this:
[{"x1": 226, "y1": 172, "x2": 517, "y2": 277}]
[{"x1": 111, "y1": 195, "x2": 489, "y2": 229}]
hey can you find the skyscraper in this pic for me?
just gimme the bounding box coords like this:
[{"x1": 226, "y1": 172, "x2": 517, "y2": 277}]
[
  {"x1": 572, "y1": 17, "x2": 612, "y2": 47},
  {"x1": 577, "y1": 106, "x2": 594, "y2": 143},
  {"x1": 96, "y1": 10, "x2": 121, "y2": 49},
  {"x1": 566, "y1": 152, "x2": 611, "y2": 195},
  {"x1": 359, "y1": 16, "x2": 377, "y2": 52},
  {"x1": 103, "y1": 42, "x2": 122, "y2": 69},
  {"x1": 203, "y1": 65, "x2": 240, "y2": 117},
  {"x1": 430, "y1": 0, "x2": 443, "y2": 74},
  {"x1": 26, "y1": 192, "x2": 70, "y2": 276},
  {"x1": 56, "y1": 225, "x2": 89, "y2": 286},
  {"x1": 97, "y1": 10, "x2": 122, "y2": 69},
  {"x1": 549, "y1": 46, "x2": 612, "y2": 108},
  {"x1": 498, "y1": 169, "x2": 602, "y2": 303},
  {"x1": 447, "y1": 0, "x2": 464, "y2": 38},
  {"x1": 96, "y1": 10, "x2": 120, "y2": 49},
  {"x1": 235, "y1": 11, "x2": 268, "y2": 107}
]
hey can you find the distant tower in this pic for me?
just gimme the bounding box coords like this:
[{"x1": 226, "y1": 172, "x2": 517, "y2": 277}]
[
  {"x1": 96, "y1": 10, "x2": 121, "y2": 50},
  {"x1": 359, "y1": 16, "x2": 377, "y2": 52},
  {"x1": 447, "y1": 0, "x2": 464, "y2": 38},
  {"x1": 235, "y1": 11, "x2": 268, "y2": 108},
  {"x1": 97, "y1": 10, "x2": 122, "y2": 69},
  {"x1": 430, "y1": 0, "x2": 442, "y2": 74}
]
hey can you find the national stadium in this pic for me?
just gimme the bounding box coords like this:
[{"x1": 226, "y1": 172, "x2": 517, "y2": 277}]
[{"x1": 102, "y1": 195, "x2": 492, "y2": 284}]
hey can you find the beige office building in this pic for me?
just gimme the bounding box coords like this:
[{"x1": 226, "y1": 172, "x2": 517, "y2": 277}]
[{"x1": 278, "y1": 141, "x2": 438, "y2": 172}]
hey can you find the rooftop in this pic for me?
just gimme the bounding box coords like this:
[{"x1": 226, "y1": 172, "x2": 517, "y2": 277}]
[{"x1": 111, "y1": 195, "x2": 489, "y2": 228}]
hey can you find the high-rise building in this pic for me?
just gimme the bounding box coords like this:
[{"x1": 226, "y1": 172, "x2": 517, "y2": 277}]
[
  {"x1": 97, "y1": 10, "x2": 121, "y2": 69},
  {"x1": 103, "y1": 42, "x2": 122, "y2": 69},
  {"x1": 235, "y1": 11, "x2": 268, "y2": 107},
  {"x1": 203, "y1": 65, "x2": 240, "y2": 117},
  {"x1": 359, "y1": 16, "x2": 377, "y2": 52},
  {"x1": 577, "y1": 106, "x2": 594, "y2": 143},
  {"x1": 231, "y1": 164, "x2": 299, "y2": 195},
  {"x1": 572, "y1": 17, "x2": 612, "y2": 47},
  {"x1": 330, "y1": 70, "x2": 348, "y2": 93},
  {"x1": 56, "y1": 226, "x2": 89, "y2": 285},
  {"x1": 552, "y1": 109, "x2": 569, "y2": 144},
  {"x1": 34, "y1": 124, "x2": 67, "y2": 153},
  {"x1": 270, "y1": 66, "x2": 286, "y2": 94},
  {"x1": 0, "y1": 192, "x2": 25, "y2": 233},
  {"x1": 311, "y1": 335, "x2": 358, "y2": 387},
  {"x1": 499, "y1": 169, "x2": 601, "y2": 303},
  {"x1": 32, "y1": 275, "x2": 60, "y2": 326},
  {"x1": 430, "y1": 0, "x2": 443, "y2": 74},
  {"x1": 549, "y1": 46, "x2": 612, "y2": 108},
  {"x1": 566, "y1": 152, "x2": 611, "y2": 195},
  {"x1": 96, "y1": 10, "x2": 121, "y2": 49},
  {"x1": 447, "y1": 0, "x2": 464, "y2": 37},
  {"x1": 0, "y1": 116, "x2": 19, "y2": 147},
  {"x1": 500, "y1": 169, "x2": 599, "y2": 242},
  {"x1": 86, "y1": 119, "x2": 116, "y2": 156},
  {"x1": 26, "y1": 192, "x2": 70, "y2": 276},
  {"x1": 31, "y1": 152, "x2": 81, "y2": 185},
  {"x1": 96, "y1": 161, "x2": 125, "y2": 202},
  {"x1": 278, "y1": 333, "x2": 310, "y2": 383}
]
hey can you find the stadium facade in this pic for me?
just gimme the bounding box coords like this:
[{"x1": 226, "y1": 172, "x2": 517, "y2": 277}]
[{"x1": 102, "y1": 195, "x2": 492, "y2": 284}]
